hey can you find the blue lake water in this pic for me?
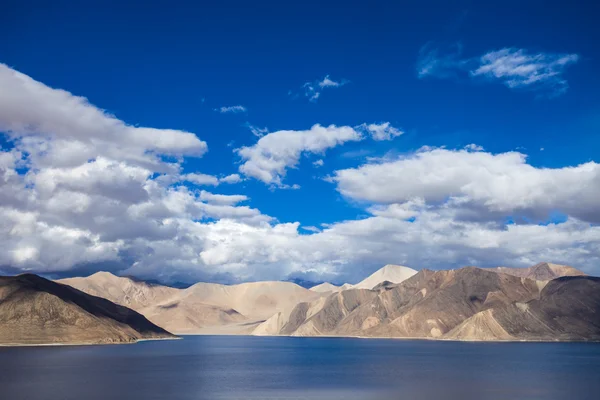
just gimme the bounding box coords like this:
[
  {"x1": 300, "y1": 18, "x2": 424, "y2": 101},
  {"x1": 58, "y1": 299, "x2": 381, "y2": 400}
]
[{"x1": 1, "y1": 336, "x2": 599, "y2": 400}]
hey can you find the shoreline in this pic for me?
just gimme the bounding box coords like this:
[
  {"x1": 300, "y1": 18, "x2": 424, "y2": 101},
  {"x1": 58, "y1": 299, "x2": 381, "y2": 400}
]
[
  {"x1": 179, "y1": 332, "x2": 600, "y2": 344},
  {"x1": 3, "y1": 333, "x2": 599, "y2": 348},
  {"x1": 0, "y1": 335, "x2": 180, "y2": 348}
]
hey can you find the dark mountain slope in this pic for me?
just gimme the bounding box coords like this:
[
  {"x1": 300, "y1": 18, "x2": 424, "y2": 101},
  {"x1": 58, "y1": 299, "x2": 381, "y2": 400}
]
[{"x1": 0, "y1": 274, "x2": 175, "y2": 345}]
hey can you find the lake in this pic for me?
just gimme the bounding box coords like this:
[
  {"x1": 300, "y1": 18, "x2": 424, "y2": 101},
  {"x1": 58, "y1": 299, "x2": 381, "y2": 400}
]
[{"x1": 1, "y1": 336, "x2": 599, "y2": 400}]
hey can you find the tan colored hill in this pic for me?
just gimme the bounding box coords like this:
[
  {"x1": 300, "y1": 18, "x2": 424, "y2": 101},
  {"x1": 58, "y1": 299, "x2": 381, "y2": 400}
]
[
  {"x1": 59, "y1": 273, "x2": 320, "y2": 334},
  {"x1": 309, "y1": 282, "x2": 341, "y2": 293},
  {"x1": 0, "y1": 274, "x2": 174, "y2": 346},
  {"x1": 351, "y1": 264, "x2": 418, "y2": 290},
  {"x1": 180, "y1": 281, "x2": 321, "y2": 320},
  {"x1": 262, "y1": 267, "x2": 600, "y2": 341},
  {"x1": 492, "y1": 262, "x2": 586, "y2": 281},
  {"x1": 59, "y1": 271, "x2": 179, "y2": 309}
]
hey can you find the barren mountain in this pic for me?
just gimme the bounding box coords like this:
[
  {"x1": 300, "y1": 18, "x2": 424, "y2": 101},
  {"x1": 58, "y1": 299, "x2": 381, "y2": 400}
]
[
  {"x1": 351, "y1": 264, "x2": 418, "y2": 290},
  {"x1": 309, "y1": 282, "x2": 341, "y2": 293},
  {"x1": 180, "y1": 281, "x2": 321, "y2": 320},
  {"x1": 447, "y1": 276, "x2": 600, "y2": 341},
  {"x1": 265, "y1": 267, "x2": 600, "y2": 341},
  {"x1": 59, "y1": 271, "x2": 179, "y2": 309},
  {"x1": 59, "y1": 272, "x2": 320, "y2": 334},
  {"x1": 0, "y1": 274, "x2": 174, "y2": 346},
  {"x1": 492, "y1": 262, "x2": 586, "y2": 281}
]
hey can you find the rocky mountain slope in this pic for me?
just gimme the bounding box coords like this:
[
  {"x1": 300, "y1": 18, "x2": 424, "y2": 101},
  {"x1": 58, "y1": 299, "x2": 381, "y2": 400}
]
[
  {"x1": 0, "y1": 274, "x2": 175, "y2": 346},
  {"x1": 256, "y1": 266, "x2": 599, "y2": 341},
  {"x1": 492, "y1": 262, "x2": 586, "y2": 281}
]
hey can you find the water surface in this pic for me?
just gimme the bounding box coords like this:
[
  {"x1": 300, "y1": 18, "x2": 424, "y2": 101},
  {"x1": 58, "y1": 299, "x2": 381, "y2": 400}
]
[{"x1": 1, "y1": 336, "x2": 599, "y2": 400}]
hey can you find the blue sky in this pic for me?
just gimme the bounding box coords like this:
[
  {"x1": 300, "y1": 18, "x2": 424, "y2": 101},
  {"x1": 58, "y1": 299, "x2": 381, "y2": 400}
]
[{"x1": 1, "y1": 1, "x2": 599, "y2": 284}]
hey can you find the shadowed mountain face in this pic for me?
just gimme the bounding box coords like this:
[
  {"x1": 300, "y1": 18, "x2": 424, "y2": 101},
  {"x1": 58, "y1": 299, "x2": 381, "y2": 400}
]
[
  {"x1": 262, "y1": 267, "x2": 600, "y2": 341},
  {"x1": 0, "y1": 274, "x2": 175, "y2": 345}
]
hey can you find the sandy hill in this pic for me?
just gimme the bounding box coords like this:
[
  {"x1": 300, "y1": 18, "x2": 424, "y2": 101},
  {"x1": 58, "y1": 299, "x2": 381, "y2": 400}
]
[
  {"x1": 181, "y1": 281, "x2": 320, "y2": 320},
  {"x1": 0, "y1": 274, "x2": 174, "y2": 346},
  {"x1": 493, "y1": 262, "x2": 586, "y2": 281},
  {"x1": 59, "y1": 272, "x2": 320, "y2": 334},
  {"x1": 59, "y1": 271, "x2": 180, "y2": 309},
  {"x1": 309, "y1": 282, "x2": 341, "y2": 293},
  {"x1": 258, "y1": 267, "x2": 600, "y2": 341},
  {"x1": 351, "y1": 264, "x2": 418, "y2": 290}
]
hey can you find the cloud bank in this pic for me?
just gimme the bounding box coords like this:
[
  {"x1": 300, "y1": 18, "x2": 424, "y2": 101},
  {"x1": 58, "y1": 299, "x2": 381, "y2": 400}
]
[{"x1": 1, "y1": 63, "x2": 598, "y2": 284}]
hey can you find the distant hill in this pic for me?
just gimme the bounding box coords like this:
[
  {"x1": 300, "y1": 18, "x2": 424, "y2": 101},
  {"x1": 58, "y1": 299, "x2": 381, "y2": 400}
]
[
  {"x1": 59, "y1": 273, "x2": 320, "y2": 335},
  {"x1": 493, "y1": 262, "x2": 586, "y2": 281},
  {"x1": 0, "y1": 274, "x2": 174, "y2": 346},
  {"x1": 309, "y1": 282, "x2": 341, "y2": 293}
]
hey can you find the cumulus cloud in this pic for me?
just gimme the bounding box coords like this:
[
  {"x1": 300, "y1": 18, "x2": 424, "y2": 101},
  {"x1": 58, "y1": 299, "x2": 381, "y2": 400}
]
[
  {"x1": 302, "y1": 75, "x2": 347, "y2": 101},
  {"x1": 236, "y1": 124, "x2": 362, "y2": 186},
  {"x1": 1, "y1": 63, "x2": 599, "y2": 284},
  {"x1": 417, "y1": 45, "x2": 579, "y2": 96},
  {"x1": 0, "y1": 64, "x2": 270, "y2": 279},
  {"x1": 332, "y1": 147, "x2": 600, "y2": 224},
  {"x1": 182, "y1": 173, "x2": 220, "y2": 186},
  {"x1": 217, "y1": 105, "x2": 247, "y2": 113},
  {"x1": 236, "y1": 122, "x2": 403, "y2": 186},
  {"x1": 220, "y1": 173, "x2": 242, "y2": 184}
]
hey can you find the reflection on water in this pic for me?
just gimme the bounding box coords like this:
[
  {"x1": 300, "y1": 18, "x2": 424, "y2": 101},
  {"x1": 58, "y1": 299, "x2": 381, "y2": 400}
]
[{"x1": 1, "y1": 336, "x2": 599, "y2": 400}]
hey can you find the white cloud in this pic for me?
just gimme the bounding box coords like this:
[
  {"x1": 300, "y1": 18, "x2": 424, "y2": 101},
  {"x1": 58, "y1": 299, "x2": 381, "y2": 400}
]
[
  {"x1": 464, "y1": 143, "x2": 484, "y2": 151},
  {"x1": 246, "y1": 123, "x2": 268, "y2": 137},
  {"x1": 217, "y1": 105, "x2": 247, "y2": 114},
  {"x1": 199, "y1": 191, "x2": 248, "y2": 205},
  {"x1": 236, "y1": 122, "x2": 403, "y2": 186},
  {"x1": 417, "y1": 45, "x2": 579, "y2": 97},
  {"x1": 1, "y1": 63, "x2": 599, "y2": 283},
  {"x1": 313, "y1": 159, "x2": 324, "y2": 167},
  {"x1": 301, "y1": 226, "x2": 321, "y2": 233},
  {"x1": 471, "y1": 49, "x2": 579, "y2": 96},
  {"x1": 220, "y1": 173, "x2": 242, "y2": 184},
  {"x1": 0, "y1": 64, "x2": 207, "y2": 170},
  {"x1": 183, "y1": 173, "x2": 220, "y2": 186},
  {"x1": 236, "y1": 124, "x2": 363, "y2": 186},
  {"x1": 358, "y1": 122, "x2": 404, "y2": 141},
  {"x1": 332, "y1": 147, "x2": 600, "y2": 223},
  {"x1": 302, "y1": 75, "x2": 347, "y2": 102}
]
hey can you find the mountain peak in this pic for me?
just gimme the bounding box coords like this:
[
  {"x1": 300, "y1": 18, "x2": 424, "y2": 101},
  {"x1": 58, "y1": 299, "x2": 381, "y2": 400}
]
[{"x1": 352, "y1": 264, "x2": 418, "y2": 290}]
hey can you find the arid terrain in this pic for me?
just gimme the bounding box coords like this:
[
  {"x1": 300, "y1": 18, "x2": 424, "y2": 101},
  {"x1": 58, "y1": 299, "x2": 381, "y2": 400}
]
[
  {"x1": 2, "y1": 262, "x2": 597, "y2": 345},
  {"x1": 0, "y1": 274, "x2": 175, "y2": 345}
]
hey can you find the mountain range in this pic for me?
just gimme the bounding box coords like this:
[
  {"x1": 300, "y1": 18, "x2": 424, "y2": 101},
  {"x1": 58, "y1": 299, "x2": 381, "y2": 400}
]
[{"x1": 1, "y1": 262, "x2": 598, "y2": 345}]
